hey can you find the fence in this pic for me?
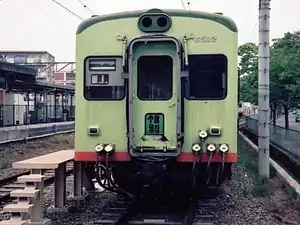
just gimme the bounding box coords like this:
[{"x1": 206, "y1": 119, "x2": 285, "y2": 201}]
[
  {"x1": 245, "y1": 116, "x2": 300, "y2": 159},
  {"x1": 0, "y1": 104, "x2": 75, "y2": 127}
]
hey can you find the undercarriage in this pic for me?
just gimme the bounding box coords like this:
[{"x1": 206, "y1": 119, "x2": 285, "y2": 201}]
[{"x1": 85, "y1": 156, "x2": 233, "y2": 199}]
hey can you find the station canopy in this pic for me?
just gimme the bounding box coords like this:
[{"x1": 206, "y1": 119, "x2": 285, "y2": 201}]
[{"x1": 0, "y1": 62, "x2": 75, "y2": 94}]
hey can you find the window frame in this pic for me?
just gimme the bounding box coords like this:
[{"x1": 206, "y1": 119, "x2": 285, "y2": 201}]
[
  {"x1": 137, "y1": 55, "x2": 173, "y2": 101},
  {"x1": 184, "y1": 54, "x2": 228, "y2": 101},
  {"x1": 83, "y1": 55, "x2": 126, "y2": 101}
]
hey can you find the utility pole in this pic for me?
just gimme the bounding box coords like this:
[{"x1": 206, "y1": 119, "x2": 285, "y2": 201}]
[{"x1": 258, "y1": 0, "x2": 271, "y2": 178}]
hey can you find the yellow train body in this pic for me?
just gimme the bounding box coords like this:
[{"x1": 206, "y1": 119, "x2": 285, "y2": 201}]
[{"x1": 75, "y1": 9, "x2": 238, "y2": 163}]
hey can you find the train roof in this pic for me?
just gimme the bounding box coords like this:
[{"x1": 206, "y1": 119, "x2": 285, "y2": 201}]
[{"x1": 76, "y1": 9, "x2": 238, "y2": 35}]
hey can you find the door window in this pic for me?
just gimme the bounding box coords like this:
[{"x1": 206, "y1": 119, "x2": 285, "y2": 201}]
[{"x1": 137, "y1": 55, "x2": 173, "y2": 100}]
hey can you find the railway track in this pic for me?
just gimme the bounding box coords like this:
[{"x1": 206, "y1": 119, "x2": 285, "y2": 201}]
[{"x1": 94, "y1": 191, "x2": 218, "y2": 225}]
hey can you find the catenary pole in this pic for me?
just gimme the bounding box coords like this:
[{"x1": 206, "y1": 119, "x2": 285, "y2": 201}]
[{"x1": 258, "y1": 0, "x2": 271, "y2": 178}]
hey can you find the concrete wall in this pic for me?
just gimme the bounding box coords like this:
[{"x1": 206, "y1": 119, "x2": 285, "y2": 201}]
[{"x1": 0, "y1": 121, "x2": 74, "y2": 144}]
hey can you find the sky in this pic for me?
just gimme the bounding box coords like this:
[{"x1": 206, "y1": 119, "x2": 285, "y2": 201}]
[{"x1": 0, "y1": 0, "x2": 299, "y2": 62}]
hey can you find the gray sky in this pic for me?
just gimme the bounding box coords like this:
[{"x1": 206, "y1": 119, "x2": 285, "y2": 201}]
[{"x1": 0, "y1": 0, "x2": 299, "y2": 61}]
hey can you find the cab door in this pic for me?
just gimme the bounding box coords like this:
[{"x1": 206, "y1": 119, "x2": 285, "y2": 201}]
[{"x1": 129, "y1": 40, "x2": 181, "y2": 156}]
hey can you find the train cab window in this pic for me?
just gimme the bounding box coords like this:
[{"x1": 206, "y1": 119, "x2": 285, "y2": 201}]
[
  {"x1": 84, "y1": 57, "x2": 125, "y2": 100},
  {"x1": 186, "y1": 54, "x2": 227, "y2": 100},
  {"x1": 137, "y1": 55, "x2": 173, "y2": 100}
]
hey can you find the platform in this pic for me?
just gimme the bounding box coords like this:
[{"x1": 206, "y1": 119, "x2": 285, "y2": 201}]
[
  {"x1": 0, "y1": 121, "x2": 74, "y2": 144},
  {"x1": 2, "y1": 150, "x2": 77, "y2": 225},
  {"x1": 0, "y1": 61, "x2": 74, "y2": 94}
]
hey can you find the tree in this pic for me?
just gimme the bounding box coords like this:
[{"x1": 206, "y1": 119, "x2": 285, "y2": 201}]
[
  {"x1": 238, "y1": 42, "x2": 258, "y2": 104},
  {"x1": 269, "y1": 32, "x2": 300, "y2": 129},
  {"x1": 239, "y1": 73, "x2": 258, "y2": 104},
  {"x1": 238, "y1": 42, "x2": 258, "y2": 76},
  {"x1": 238, "y1": 33, "x2": 300, "y2": 128}
]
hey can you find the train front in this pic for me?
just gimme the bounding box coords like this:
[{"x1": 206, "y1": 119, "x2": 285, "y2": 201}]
[{"x1": 75, "y1": 8, "x2": 238, "y2": 196}]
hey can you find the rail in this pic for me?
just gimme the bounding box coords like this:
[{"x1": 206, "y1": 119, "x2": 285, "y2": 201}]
[{"x1": 94, "y1": 195, "x2": 217, "y2": 225}]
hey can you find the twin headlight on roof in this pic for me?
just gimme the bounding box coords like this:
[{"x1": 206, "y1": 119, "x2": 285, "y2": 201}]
[{"x1": 192, "y1": 127, "x2": 229, "y2": 153}]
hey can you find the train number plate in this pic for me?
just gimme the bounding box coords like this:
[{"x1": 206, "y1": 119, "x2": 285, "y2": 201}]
[{"x1": 145, "y1": 113, "x2": 164, "y2": 135}]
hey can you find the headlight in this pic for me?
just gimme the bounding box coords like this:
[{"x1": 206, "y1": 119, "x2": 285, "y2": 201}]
[
  {"x1": 95, "y1": 144, "x2": 104, "y2": 152},
  {"x1": 199, "y1": 130, "x2": 208, "y2": 139},
  {"x1": 219, "y1": 144, "x2": 229, "y2": 153},
  {"x1": 207, "y1": 144, "x2": 216, "y2": 152},
  {"x1": 192, "y1": 144, "x2": 201, "y2": 152},
  {"x1": 104, "y1": 144, "x2": 114, "y2": 153}
]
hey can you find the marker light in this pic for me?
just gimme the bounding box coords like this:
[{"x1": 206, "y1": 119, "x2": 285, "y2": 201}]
[
  {"x1": 192, "y1": 144, "x2": 201, "y2": 152},
  {"x1": 207, "y1": 144, "x2": 216, "y2": 152},
  {"x1": 199, "y1": 130, "x2": 208, "y2": 139},
  {"x1": 219, "y1": 144, "x2": 229, "y2": 153},
  {"x1": 209, "y1": 127, "x2": 221, "y2": 136},
  {"x1": 104, "y1": 144, "x2": 114, "y2": 153},
  {"x1": 95, "y1": 144, "x2": 104, "y2": 152}
]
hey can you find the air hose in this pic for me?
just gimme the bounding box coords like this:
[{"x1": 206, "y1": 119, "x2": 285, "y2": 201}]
[{"x1": 95, "y1": 153, "x2": 134, "y2": 198}]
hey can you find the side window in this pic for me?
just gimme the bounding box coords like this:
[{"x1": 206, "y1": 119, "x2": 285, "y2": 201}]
[
  {"x1": 84, "y1": 57, "x2": 125, "y2": 100},
  {"x1": 186, "y1": 54, "x2": 227, "y2": 100},
  {"x1": 137, "y1": 55, "x2": 173, "y2": 100}
]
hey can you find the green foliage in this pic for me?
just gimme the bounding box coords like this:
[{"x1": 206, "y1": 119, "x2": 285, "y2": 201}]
[
  {"x1": 269, "y1": 32, "x2": 300, "y2": 128},
  {"x1": 238, "y1": 42, "x2": 258, "y2": 76},
  {"x1": 251, "y1": 177, "x2": 272, "y2": 197},
  {"x1": 238, "y1": 32, "x2": 300, "y2": 128},
  {"x1": 238, "y1": 136, "x2": 277, "y2": 197},
  {"x1": 238, "y1": 42, "x2": 258, "y2": 104},
  {"x1": 240, "y1": 73, "x2": 258, "y2": 104},
  {"x1": 270, "y1": 33, "x2": 300, "y2": 108}
]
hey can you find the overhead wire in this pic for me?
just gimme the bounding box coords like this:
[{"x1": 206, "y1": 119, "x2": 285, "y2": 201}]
[
  {"x1": 51, "y1": 0, "x2": 84, "y2": 20},
  {"x1": 180, "y1": 0, "x2": 186, "y2": 10},
  {"x1": 246, "y1": 0, "x2": 258, "y2": 42},
  {"x1": 244, "y1": 0, "x2": 253, "y2": 26},
  {"x1": 33, "y1": 0, "x2": 70, "y2": 25},
  {"x1": 77, "y1": 0, "x2": 96, "y2": 15}
]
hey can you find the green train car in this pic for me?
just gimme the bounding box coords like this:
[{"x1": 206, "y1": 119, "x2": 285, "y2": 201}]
[{"x1": 75, "y1": 8, "x2": 238, "y2": 197}]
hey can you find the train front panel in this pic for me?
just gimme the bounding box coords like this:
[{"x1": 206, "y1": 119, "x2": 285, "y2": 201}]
[{"x1": 75, "y1": 9, "x2": 238, "y2": 163}]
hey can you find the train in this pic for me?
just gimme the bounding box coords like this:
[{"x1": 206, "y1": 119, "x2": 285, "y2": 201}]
[{"x1": 75, "y1": 8, "x2": 238, "y2": 199}]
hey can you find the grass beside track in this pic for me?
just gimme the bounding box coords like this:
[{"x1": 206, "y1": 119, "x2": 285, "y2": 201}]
[
  {"x1": 0, "y1": 133, "x2": 74, "y2": 170},
  {"x1": 237, "y1": 135, "x2": 297, "y2": 198},
  {"x1": 237, "y1": 134, "x2": 300, "y2": 224}
]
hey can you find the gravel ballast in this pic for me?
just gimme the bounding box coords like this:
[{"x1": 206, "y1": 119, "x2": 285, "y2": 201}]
[
  {"x1": 216, "y1": 136, "x2": 300, "y2": 225},
  {"x1": 46, "y1": 135, "x2": 300, "y2": 225},
  {"x1": 44, "y1": 176, "x2": 116, "y2": 225},
  {"x1": 3, "y1": 132, "x2": 300, "y2": 224},
  {"x1": 0, "y1": 133, "x2": 74, "y2": 179}
]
